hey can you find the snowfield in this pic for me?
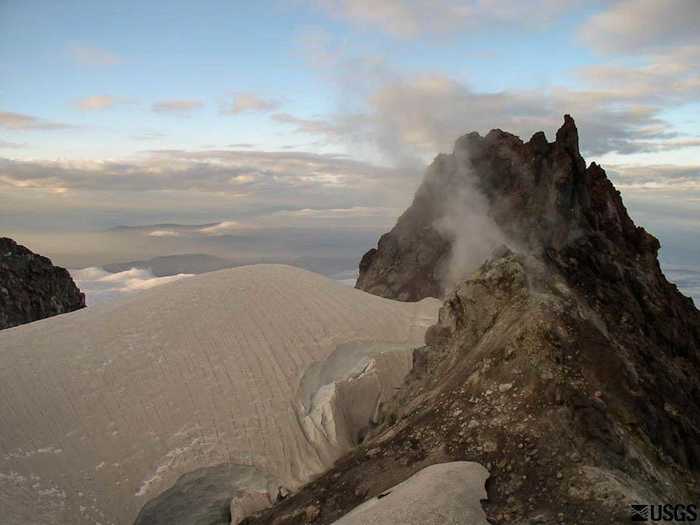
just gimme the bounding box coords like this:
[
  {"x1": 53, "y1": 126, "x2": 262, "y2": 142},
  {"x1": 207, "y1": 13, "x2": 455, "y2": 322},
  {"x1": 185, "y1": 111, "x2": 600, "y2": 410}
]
[{"x1": 0, "y1": 265, "x2": 439, "y2": 525}]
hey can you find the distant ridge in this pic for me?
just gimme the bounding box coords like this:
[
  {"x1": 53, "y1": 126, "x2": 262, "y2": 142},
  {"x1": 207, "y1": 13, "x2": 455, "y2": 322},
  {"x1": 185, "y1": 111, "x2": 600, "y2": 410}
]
[
  {"x1": 109, "y1": 222, "x2": 219, "y2": 231},
  {"x1": 103, "y1": 253, "x2": 238, "y2": 276}
]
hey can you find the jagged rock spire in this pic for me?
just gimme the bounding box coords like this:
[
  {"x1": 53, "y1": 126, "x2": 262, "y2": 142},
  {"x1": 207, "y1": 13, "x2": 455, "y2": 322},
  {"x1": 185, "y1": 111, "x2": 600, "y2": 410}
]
[
  {"x1": 555, "y1": 113, "x2": 580, "y2": 155},
  {"x1": 356, "y1": 115, "x2": 653, "y2": 301}
]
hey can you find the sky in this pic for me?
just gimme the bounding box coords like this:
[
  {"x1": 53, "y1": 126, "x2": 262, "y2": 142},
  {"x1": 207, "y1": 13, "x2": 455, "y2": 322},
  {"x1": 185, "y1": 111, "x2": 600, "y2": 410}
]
[{"x1": 1, "y1": 0, "x2": 700, "y2": 284}]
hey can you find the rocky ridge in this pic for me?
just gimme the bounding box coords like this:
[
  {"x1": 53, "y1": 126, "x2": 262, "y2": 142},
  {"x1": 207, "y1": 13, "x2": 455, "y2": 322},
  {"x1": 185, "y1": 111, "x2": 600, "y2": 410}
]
[
  {"x1": 242, "y1": 117, "x2": 700, "y2": 524},
  {"x1": 356, "y1": 115, "x2": 665, "y2": 302},
  {"x1": 0, "y1": 237, "x2": 85, "y2": 330}
]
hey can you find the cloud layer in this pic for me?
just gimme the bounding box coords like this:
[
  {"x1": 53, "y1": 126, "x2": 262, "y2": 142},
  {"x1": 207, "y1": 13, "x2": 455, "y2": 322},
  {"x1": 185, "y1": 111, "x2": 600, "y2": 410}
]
[
  {"x1": 0, "y1": 149, "x2": 398, "y2": 196},
  {"x1": 280, "y1": 33, "x2": 700, "y2": 161},
  {"x1": 0, "y1": 111, "x2": 72, "y2": 131},
  {"x1": 152, "y1": 99, "x2": 205, "y2": 114},
  {"x1": 0, "y1": 139, "x2": 26, "y2": 149},
  {"x1": 312, "y1": 0, "x2": 579, "y2": 37},
  {"x1": 70, "y1": 267, "x2": 193, "y2": 305},
  {"x1": 1, "y1": 0, "x2": 698, "y2": 283},
  {"x1": 76, "y1": 95, "x2": 130, "y2": 111},
  {"x1": 68, "y1": 45, "x2": 123, "y2": 66},
  {"x1": 580, "y1": 0, "x2": 700, "y2": 53},
  {"x1": 223, "y1": 93, "x2": 280, "y2": 114},
  {"x1": 662, "y1": 266, "x2": 700, "y2": 306}
]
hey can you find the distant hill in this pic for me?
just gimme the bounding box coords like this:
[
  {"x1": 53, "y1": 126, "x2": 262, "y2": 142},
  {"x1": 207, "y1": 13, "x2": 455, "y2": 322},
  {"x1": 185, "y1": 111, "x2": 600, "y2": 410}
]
[
  {"x1": 102, "y1": 253, "x2": 359, "y2": 280},
  {"x1": 108, "y1": 223, "x2": 218, "y2": 232},
  {"x1": 103, "y1": 253, "x2": 240, "y2": 276}
]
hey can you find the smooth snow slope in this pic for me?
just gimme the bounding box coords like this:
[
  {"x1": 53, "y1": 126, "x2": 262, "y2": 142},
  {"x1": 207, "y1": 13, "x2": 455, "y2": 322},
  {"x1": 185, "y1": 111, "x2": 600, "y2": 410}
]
[{"x1": 0, "y1": 265, "x2": 439, "y2": 525}]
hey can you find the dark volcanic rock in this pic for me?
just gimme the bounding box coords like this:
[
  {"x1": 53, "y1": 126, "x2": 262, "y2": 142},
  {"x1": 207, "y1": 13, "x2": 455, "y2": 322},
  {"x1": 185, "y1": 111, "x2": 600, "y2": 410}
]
[
  {"x1": 354, "y1": 153, "x2": 454, "y2": 301},
  {"x1": 134, "y1": 464, "x2": 283, "y2": 525},
  {"x1": 245, "y1": 117, "x2": 700, "y2": 525},
  {"x1": 356, "y1": 115, "x2": 665, "y2": 302},
  {"x1": 0, "y1": 237, "x2": 85, "y2": 330},
  {"x1": 245, "y1": 249, "x2": 700, "y2": 525}
]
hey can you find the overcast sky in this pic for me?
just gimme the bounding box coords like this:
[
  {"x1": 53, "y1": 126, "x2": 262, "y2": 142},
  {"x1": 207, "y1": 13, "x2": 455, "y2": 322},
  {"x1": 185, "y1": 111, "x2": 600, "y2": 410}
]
[{"x1": 1, "y1": 0, "x2": 699, "y2": 270}]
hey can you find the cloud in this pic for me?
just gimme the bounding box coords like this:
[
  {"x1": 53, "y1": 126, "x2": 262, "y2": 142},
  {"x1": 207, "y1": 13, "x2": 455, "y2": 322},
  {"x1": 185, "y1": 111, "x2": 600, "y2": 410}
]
[
  {"x1": 147, "y1": 230, "x2": 181, "y2": 237},
  {"x1": 223, "y1": 93, "x2": 280, "y2": 114},
  {"x1": 288, "y1": 24, "x2": 700, "y2": 164},
  {"x1": 0, "y1": 139, "x2": 26, "y2": 149},
  {"x1": 273, "y1": 206, "x2": 399, "y2": 219},
  {"x1": 0, "y1": 111, "x2": 73, "y2": 131},
  {"x1": 619, "y1": 139, "x2": 700, "y2": 153},
  {"x1": 575, "y1": 46, "x2": 700, "y2": 106},
  {"x1": 580, "y1": 0, "x2": 700, "y2": 54},
  {"x1": 282, "y1": 30, "x2": 700, "y2": 162},
  {"x1": 152, "y1": 99, "x2": 205, "y2": 114},
  {"x1": 310, "y1": 0, "x2": 580, "y2": 37},
  {"x1": 197, "y1": 221, "x2": 255, "y2": 235},
  {"x1": 68, "y1": 45, "x2": 123, "y2": 66},
  {"x1": 607, "y1": 164, "x2": 700, "y2": 191},
  {"x1": 75, "y1": 95, "x2": 131, "y2": 111},
  {"x1": 0, "y1": 148, "x2": 414, "y2": 234},
  {"x1": 261, "y1": 205, "x2": 403, "y2": 229},
  {"x1": 70, "y1": 267, "x2": 192, "y2": 305},
  {"x1": 0, "y1": 149, "x2": 401, "y2": 202},
  {"x1": 5, "y1": 111, "x2": 694, "y2": 237},
  {"x1": 289, "y1": 14, "x2": 700, "y2": 170},
  {"x1": 271, "y1": 112, "x2": 366, "y2": 142},
  {"x1": 273, "y1": 74, "x2": 685, "y2": 160},
  {"x1": 662, "y1": 266, "x2": 700, "y2": 305},
  {"x1": 132, "y1": 131, "x2": 167, "y2": 141}
]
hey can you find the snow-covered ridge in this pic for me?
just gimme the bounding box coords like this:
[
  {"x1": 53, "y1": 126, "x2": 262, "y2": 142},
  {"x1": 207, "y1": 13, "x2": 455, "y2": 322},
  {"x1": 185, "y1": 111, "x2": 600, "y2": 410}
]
[{"x1": 0, "y1": 264, "x2": 439, "y2": 525}]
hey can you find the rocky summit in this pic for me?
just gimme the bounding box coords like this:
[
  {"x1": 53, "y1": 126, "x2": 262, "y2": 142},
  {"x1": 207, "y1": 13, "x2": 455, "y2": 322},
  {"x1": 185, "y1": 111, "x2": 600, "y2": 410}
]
[
  {"x1": 357, "y1": 115, "x2": 662, "y2": 302},
  {"x1": 243, "y1": 116, "x2": 700, "y2": 524},
  {"x1": 0, "y1": 237, "x2": 85, "y2": 330}
]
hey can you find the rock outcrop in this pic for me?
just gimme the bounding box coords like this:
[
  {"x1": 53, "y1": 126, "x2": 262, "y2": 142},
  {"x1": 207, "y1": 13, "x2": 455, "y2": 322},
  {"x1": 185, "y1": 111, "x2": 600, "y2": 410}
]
[
  {"x1": 0, "y1": 237, "x2": 85, "y2": 330},
  {"x1": 356, "y1": 115, "x2": 665, "y2": 302},
  {"x1": 133, "y1": 464, "x2": 284, "y2": 525},
  {"x1": 244, "y1": 117, "x2": 700, "y2": 524}
]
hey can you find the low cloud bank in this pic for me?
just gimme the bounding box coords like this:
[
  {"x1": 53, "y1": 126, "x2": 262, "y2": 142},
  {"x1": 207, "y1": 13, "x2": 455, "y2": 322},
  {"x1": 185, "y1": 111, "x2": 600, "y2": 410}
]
[
  {"x1": 662, "y1": 266, "x2": 700, "y2": 306},
  {"x1": 70, "y1": 267, "x2": 193, "y2": 305}
]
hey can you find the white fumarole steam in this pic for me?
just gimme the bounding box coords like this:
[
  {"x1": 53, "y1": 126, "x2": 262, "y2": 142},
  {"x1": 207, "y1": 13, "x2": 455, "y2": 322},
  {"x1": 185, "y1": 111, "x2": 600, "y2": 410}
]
[{"x1": 432, "y1": 150, "x2": 507, "y2": 292}]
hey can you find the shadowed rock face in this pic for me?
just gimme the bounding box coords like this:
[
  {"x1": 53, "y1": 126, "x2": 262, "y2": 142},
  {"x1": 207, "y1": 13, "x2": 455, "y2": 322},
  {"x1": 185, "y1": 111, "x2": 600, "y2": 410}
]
[
  {"x1": 0, "y1": 237, "x2": 85, "y2": 330},
  {"x1": 133, "y1": 464, "x2": 282, "y2": 525}
]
